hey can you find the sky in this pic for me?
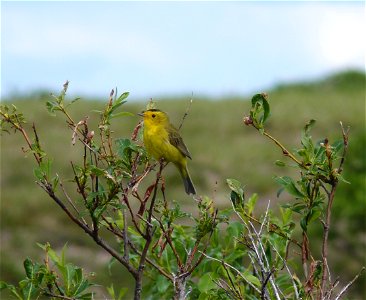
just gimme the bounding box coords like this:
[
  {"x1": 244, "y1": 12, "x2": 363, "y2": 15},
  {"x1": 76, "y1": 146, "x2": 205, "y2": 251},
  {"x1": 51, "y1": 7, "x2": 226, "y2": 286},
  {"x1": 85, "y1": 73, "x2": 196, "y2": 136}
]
[{"x1": 1, "y1": 1, "x2": 365, "y2": 100}]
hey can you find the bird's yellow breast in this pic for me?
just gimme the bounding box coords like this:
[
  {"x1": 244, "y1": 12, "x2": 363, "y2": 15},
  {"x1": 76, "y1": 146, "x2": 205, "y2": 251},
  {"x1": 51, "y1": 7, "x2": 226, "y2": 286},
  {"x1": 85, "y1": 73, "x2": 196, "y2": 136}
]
[{"x1": 143, "y1": 123, "x2": 186, "y2": 166}]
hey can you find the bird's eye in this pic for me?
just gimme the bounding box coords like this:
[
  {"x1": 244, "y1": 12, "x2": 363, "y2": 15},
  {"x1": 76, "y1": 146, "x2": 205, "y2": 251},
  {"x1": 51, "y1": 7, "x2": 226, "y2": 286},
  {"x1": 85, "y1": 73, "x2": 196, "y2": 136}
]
[{"x1": 152, "y1": 114, "x2": 156, "y2": 118}]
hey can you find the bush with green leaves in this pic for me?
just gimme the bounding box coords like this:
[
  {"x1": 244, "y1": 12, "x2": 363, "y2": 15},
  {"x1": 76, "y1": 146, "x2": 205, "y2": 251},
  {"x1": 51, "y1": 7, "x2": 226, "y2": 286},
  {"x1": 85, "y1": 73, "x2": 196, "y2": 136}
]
[
  {"x1": 0, "y1": 243, "x2": 94, "y2": 300},
  {"x1": 0, "y1": 84, "x2": 363, "y2": 299}
]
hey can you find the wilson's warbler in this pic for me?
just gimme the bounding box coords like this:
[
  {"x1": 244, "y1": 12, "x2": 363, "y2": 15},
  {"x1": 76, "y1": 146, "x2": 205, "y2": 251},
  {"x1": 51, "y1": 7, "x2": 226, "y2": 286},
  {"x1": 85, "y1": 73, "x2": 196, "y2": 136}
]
[{"x1": 138, "y1": 109, "x2": 196, "y2": 195}]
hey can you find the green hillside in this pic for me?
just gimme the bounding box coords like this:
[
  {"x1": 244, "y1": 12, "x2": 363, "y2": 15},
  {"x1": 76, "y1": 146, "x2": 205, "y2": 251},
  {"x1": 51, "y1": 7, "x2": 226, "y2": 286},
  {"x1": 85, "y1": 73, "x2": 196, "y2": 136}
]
[{"x1": 1, "y1": 70, "x2": 365, "y2": 298}]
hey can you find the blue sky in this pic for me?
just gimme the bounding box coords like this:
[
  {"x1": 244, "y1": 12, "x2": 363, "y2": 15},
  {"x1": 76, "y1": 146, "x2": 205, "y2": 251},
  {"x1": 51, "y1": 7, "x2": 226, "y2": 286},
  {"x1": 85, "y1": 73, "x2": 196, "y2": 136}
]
[{"x1": 1, "y1": 1, "x2": 365, "y2": 100}]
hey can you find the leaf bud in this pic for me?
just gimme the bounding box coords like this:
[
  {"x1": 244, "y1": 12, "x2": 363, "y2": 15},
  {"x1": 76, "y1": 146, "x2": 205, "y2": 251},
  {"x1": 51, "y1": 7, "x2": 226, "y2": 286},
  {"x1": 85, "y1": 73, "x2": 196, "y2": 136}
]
[
  {"x1": 243, "y1": 116, "x2": 253, "y2": 125},
  {"x1": 86, "y1": 130, "x2": 94, "y2": 143}
]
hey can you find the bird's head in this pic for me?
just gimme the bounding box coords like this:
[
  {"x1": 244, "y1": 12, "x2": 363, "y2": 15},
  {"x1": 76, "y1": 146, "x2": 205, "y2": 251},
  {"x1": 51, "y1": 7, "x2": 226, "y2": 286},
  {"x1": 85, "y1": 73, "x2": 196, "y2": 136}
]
[{"x1": 138, "y1": 109, "x2": 169, "y2": 127}]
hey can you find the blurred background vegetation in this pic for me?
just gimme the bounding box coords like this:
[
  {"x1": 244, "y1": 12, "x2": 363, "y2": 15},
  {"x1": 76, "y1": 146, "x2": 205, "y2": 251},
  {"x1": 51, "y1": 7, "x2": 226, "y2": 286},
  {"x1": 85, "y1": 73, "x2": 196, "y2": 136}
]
[{"x1": 1, "y1": 70, "x2": 365, "y2": 299}]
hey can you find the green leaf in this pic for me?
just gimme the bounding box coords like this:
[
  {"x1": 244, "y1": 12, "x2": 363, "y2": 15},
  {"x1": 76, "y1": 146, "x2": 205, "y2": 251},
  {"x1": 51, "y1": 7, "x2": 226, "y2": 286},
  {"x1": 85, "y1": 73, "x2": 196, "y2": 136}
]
[
  {"x1": 116, "y1": 138, "x2": 140, "y2": 168},
  {"x1": 71, "y1": 97, "x2": 81, "y2": 103},
  {"x1": 246, "y1": 193, "x2": 258, "y2": 215},
  {"x1": 59, "y1": 263, "x2": 76, "y2": 295},
  {"x1": 61, "y1": 243, "x2": 68, "y2": 266},
  {"x1": 24, "y1": 258, "x2": 34, "y2": 279},
  {"x1": 301, "y1": 135, "x2": 314, "y2": 153},
  {"x1": 89, "y1": 165, "x2": 105, "y2": 176},
  {"x1": 284, "y1": 202, "x2": 307, "y2": 214},
  {"x1": 332, "y1": 140, "x2": 344, "y2": 155},
  {"x1": 304, "y1": 119, "x2": 316, "y2": 135},
  {"x1": 276, "y1": 187, "x2": 285, "y2": 198},
  {"x1": 33, "y1": 167, "x2": 44, "y2": 181},
  {"x1": 156, "y1": 275, "x2": 170, "y2": 294},
  {"x1": 107, "y1": 284, "x2": 127, "y2": 300},
  {"x1": 73, "y1": 277, "x2": 92, "y2": 297},
  {"x1": 197, "y1": 272, "x2": 216, "y2": 293},
  {"x1": 47, "y1": 247, "x2": 60, "y2": 265},
  {"x1": 46, "y1": 100, "x2": 61, "y2": 115},
  {"x1": 106, "y1": 284, "x2": 116, "y2": 299},
  {"x1": 226, "y1": 221, "x2": 244, "y2": 240},
  {"x1": 300, "y1": 217, "x2": 308, "y2": 232},
  {"x1": 227, "y1": 178, "x2": 245, "y2": 209},
  {"x1": 335, "y1": 173, "x2": 351, "y2": 184},
  {"x1": 308, "y1": 209, "x2": 322, "y2": 224},
  {"x1": 19, "y1": 278, "x2": 38, "y2": 300},
  {"x1": 33, "y1": 159, "x2": 52, "y2": 181},
  {"x1": 275, "y1": 160, "x2": 286, "y2": 167},
  {"x1": 226, "y1": 178, "x2": 244, "y2": 194},
  {"x1": 0, "y1": 281, "x2": 22, "y2": 300},
  {"x1": 251, "y1": 93, "x2": 270, "y2": 124},
  {"x1": 78, "y1": 292, "x2": 94, "y2": 300},
  {"x1": 93, "y1": 204, "x2": 107, "y2": 220},
  {"x1": 274, "y1": 176, "x2": 305, "y2": 199},
  {"x1": 52, "y1": 175, "x2": 59, "y2": 191},
  {"x1": 0, "y1": 281, "x2": 10, "y2": 291},
  {"x1": 116, "y1": 92, "x2": 129, "y2": 103},
  {"x1": 243, "y1": 271, "x2": 261, "y2": 288},
  {"x1": 280, "y1": 207, "x2": 293, "y2": 225}
]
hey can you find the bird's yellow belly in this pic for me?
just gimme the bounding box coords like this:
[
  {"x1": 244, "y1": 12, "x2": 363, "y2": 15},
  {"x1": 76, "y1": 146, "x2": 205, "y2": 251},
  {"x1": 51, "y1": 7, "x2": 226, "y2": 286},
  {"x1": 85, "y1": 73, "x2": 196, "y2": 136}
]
[{"x1": 144, "y1": 127, "x2": 184, "y2": 164}]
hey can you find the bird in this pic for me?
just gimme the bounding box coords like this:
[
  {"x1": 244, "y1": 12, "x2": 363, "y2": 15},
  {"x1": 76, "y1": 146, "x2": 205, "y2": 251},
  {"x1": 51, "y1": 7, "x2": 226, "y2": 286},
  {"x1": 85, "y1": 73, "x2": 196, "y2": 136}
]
[{"x1": 138, "y1": 109, "x2": 196, "y2": 195}]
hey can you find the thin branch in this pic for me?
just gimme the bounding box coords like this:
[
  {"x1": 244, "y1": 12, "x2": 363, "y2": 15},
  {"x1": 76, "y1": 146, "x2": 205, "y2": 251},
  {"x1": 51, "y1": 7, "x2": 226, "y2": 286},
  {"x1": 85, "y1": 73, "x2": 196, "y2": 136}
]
[
  {"x1": 199, "y1": 251, "x2": 261, "y2": 294},
  {"x1": 268, "y1": 238, "x2": 300, "y2": 300},
  {"x1": 59, "y1": 178, "x2": 88, "y2": 226},
  {"x1": 178, "y1": 94, "x2": 193, "y2": 131},
  {"x1": 213, "y1": 278, "x2": 239, "y2": 299},
  {"x1": 37, "y1": 181, "x2": 138, "y2": 279},
  {"x1": 258, "y1": 127, "x2": 304, "y2": 167},
  {"x1": 334, "y1": 267, "x2": 365, "y2": 300},
  {"x1": 155, "y1": 216, "x2": 183, "y2": 269},
  {"x1": 338, "y1": 121, "x2": 350, "y2": 173},
  {"x1": 261, "y1": 269, "x2": 275, "y2": 300},
  {"x1": 134, "y1": 162, "x2": 164, "y2": 300},
  {"x1": 320, "y1": 123, "x2": 350, "y2": 298},
  {"x1": 127, "y1": 240, "x2": 173, "y2": 281},
  {"x1": 258, "y1": 200, "x2": 271, "y2": 236},
  {"x1": 122, "y1": 193, "x2": 145, "y2": 237},
  {"x1": 222, "y1": 260, "x2": 243, "y2": 300},
  {"x1": 248, "y1": 220, "x2": 282, "y2": 300},
  {"x1": 122, "y1": 209, "x2": 129, "y2": 262},
  {"x1": 21, "y1": 126, "x2": 42, "y2": 164},
  {"x1": 42, "y1": 291, "x2": 75, "y2": 300}
]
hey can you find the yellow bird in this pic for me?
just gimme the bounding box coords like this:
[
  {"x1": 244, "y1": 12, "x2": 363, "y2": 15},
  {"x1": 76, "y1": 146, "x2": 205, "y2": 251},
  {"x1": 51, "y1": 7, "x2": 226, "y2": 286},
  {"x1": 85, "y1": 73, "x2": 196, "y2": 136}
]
[{"x1": 138, "y1": 109, "x2": 196, "y2": 195}]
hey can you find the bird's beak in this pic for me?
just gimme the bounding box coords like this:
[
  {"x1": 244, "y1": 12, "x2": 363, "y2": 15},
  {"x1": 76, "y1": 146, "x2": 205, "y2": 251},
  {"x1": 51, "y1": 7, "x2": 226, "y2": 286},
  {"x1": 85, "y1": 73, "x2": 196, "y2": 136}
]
[{"x1": 137, "y1": 111, "x2": 144, "y2": 117}]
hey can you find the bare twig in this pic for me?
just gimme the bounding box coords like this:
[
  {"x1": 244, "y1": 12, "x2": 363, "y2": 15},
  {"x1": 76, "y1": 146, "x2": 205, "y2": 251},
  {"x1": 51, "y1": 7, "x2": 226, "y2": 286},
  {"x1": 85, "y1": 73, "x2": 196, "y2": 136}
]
[
  {"x1": 222, "y1": 260, "x2": 243, "y2": 300},
  {"x1": 42, "y1": 291, "x2": 75, "y2": 300},
  {"x1": 268, "y1": 239, "x2": 300, "y2": 299},
  {"x1": 199, "y1": 251, "x2": 261, "y2": 294},
  {"x1": 258, "y1": 200, "x2": 271, "y2": 236},
  {"x1": 59, "y1": 178, "x2": 88, "y2": 226},
  {"x1": 37, "y1": 181, "x2": 138, "y2": 278},
  {"x1": 178, "y1": 95, "x2": 193, "y2": 131},
  {"x1": 122, "y1": 209, "x2": 129, "y2": 261},
  {"x1": 320, "y1": 123, "x2": 350, "y2": 298},
  {"x1": 334, "y1": 267, "x2": 365, "y2": 300},
  {"x1": 154, "y1": 217, "x2": 183, "y2": 268},
  {"x1": 213, "y1": 278, "x2": 239, "y2": 299},
  {"x1": 134, "y1": 162, "x2": 164, "y2": 300},
  {"x1": 252, "y1": 126, "x2": 304, "y2": 167}
]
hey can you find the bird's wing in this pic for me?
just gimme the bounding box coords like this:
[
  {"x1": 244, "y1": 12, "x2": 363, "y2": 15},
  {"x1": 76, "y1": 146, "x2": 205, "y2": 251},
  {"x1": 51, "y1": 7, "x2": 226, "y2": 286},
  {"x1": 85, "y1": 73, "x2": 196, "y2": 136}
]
[{"x1": 168, "y1": 126, "x2": 192, "y2": 159}]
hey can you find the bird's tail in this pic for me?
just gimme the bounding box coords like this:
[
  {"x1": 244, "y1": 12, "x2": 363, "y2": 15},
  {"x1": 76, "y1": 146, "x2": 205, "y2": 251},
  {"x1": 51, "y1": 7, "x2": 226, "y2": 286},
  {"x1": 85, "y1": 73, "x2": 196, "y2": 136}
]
[{"x1": 178, "y1": 165, "x2": 196, "y2": 195}]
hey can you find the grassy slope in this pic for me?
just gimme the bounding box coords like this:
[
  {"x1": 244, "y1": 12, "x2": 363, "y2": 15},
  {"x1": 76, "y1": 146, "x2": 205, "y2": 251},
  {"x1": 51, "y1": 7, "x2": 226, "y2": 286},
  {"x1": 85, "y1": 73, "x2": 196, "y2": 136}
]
[{"x1": 1, "y1": 70, "x2": 365, "y2": 298}]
